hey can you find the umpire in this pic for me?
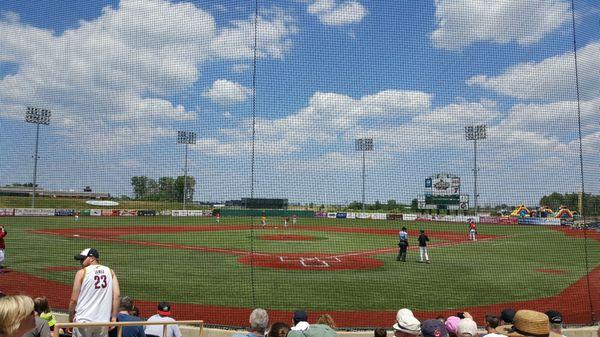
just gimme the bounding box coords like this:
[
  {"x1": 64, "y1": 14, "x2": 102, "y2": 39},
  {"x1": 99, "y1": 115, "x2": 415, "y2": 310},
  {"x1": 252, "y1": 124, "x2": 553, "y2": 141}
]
[{"x1": 397, "y1": 227, "x2": 408, "y2": 262}]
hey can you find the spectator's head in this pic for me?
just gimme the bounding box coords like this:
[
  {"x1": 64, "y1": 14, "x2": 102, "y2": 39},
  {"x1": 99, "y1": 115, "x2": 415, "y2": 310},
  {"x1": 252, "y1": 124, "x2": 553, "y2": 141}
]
[
  {"x1": 485, "y1": 315, "x2": 499, "y2": 330},
  {"x1": 421, "y1": 319, "x2": 449, "y2": 337},
  {"x1": 445, "y1": 316, "x2": 461, "y2": 336},
  {"x1": 157, "y1": 302, "x2": 171, "y2": 317},
  {"x1": 402, "y1": 227, "x2": 407, "y2": 231},
  {"x1": 544, "y1": 311, "x2": 562, "y2": 333},
  {"x1": 33, "y1": 297, "x2": 50, "y2": 315},
  {"x1": 457, "y1": 318, "x2": 478, "y2": 337},
  {"x1": 130, "y1": 306, "x2": 140, "y2": 317},
  {"x1": 293, "y1": 310, "x2": 308, "y2": 325},
  {"x1": 268, "y1": 322, "x2": 290, "y2": 337},
  {"x1": 74, "y1": 248, "x2": 100, "y2": 267},
  {"x1": 392, "y1": 309, "x2": 421, "y2": 337},
  {"x1": 496, "y1": 310, "x2": 558, "y2": 337},
  {"x1": 374, "y1": 327, "x2": 387, "y2": 337},
  {"x1": 249, "y1": 308, "x2": 269, "y2": 335},
  {"x1": 420, "y1": 230, "x2": 425, "y2": 234},
  {"x1": 119, "y1": 296, "x2": 134, "y2": 313},
  {"x1": 0, "y1": 295, "x2": 36, "y2": 337},
  {"x1": 500, "y1": 308, "x2": 516, "y2": 325},
  {"x1": 316, "y1": 314, "x2": 336, "y2": 329}
]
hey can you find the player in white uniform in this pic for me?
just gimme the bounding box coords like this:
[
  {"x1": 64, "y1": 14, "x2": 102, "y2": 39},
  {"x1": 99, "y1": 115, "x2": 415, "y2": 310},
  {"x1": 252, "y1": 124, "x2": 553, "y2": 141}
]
[{"x1": 69, "y1": 248, "x2": 120, "y2": 337}]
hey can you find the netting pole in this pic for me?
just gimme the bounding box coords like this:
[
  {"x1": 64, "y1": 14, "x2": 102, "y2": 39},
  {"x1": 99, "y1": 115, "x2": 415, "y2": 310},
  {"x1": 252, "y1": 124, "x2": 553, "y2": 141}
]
[
  {"x1": 569, "y1": 0, "x2": 594, "y2": 324},
  {"x1": 249, "y1": 0, "x2": 259, "y2": 308}
]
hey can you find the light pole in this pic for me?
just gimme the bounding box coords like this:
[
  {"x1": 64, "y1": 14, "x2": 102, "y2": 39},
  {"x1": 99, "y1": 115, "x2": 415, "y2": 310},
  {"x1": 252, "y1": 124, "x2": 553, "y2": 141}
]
[
  {"x1": 355, "y1": 138, "x2": 374, "y2": 212},
  {"x1": 25, "y1": 107, "x2": 51, "y2": 208},
  {"x1": 177, "y1": 131, "x2": 196, "y2": 210},
  {"x1": 465, "y1": 125, "x2": 487, "y2": 213}
]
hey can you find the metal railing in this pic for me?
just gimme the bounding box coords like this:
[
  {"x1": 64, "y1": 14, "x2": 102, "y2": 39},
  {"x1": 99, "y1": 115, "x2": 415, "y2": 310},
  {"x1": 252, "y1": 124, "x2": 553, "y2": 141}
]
[{"x1": 54, "y1": 320, "x2": 204, "y2": 337}]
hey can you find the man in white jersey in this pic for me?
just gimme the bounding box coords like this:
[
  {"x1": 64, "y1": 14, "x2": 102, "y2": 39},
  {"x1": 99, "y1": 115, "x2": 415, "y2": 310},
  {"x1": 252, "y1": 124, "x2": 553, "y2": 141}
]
[{"x1": 69, "y1": 248, "x2": 121, "y2": 337}]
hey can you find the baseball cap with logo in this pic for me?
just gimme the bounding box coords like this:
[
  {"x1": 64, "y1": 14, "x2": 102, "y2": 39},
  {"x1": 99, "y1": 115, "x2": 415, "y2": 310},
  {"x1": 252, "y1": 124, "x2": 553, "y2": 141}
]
[
  {"x1": 392, "y1": 308, "x2": 421, "y2": 335},
  {"x1": 422, "y1": 319, "x2": 449, "y2": 337},
  {"x1": 74, "y1": 248, "x2": 99, "y2": 260},
  {"x1": 544, "y1": 311, "x2": 562, "y2": 324},
  {"x1": 157, "y1": 302, "x2": 171, "y2": 316}
]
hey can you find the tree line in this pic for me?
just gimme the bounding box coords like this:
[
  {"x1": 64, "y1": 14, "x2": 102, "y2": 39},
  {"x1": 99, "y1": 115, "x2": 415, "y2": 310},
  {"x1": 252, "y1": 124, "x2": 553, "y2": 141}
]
[{"x1": 130, "y1": 176, "x2": 195, "y2": 202}]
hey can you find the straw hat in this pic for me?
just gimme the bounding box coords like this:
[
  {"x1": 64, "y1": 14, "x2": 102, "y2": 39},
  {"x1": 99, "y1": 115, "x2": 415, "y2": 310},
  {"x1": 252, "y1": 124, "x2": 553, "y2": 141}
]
[{"x1": 496, "y1": 310, "x2": 560, "y2": 337}]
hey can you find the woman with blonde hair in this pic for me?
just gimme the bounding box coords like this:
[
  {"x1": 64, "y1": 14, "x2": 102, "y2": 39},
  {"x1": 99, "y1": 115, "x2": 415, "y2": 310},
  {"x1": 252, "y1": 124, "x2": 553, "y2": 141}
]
[
  {"x1": 315, "y1": 314, "x2": 336, "y2": 329},
  {"x1": 0, "y1": 295, "x2": 36, "y2": 337}
]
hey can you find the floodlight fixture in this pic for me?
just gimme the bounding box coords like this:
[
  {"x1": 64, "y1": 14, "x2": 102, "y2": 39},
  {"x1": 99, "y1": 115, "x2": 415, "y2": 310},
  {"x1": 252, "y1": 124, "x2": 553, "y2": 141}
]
[
  {"x1": 177, "y1": 131, "x2": 197, "y2": 210},
  {"x1": 464, "y1": 124, "x2": 487, "y2": 212},
  {"x1": 355, "y1": 138, "x2": 374, "y2": 212},
  {"x1": 25, "y1": 107, "x2": 52, "y2": 208}
]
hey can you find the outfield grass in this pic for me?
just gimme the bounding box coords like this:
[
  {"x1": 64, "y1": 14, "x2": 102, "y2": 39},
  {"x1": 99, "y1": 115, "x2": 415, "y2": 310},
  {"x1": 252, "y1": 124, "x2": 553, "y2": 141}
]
[{"x1": 2, "y1": 216, "x2": 599, "y2": 312}]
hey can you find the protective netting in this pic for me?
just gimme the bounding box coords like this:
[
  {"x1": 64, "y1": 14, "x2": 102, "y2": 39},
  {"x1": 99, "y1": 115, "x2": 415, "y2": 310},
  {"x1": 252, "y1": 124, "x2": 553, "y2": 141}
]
[{"x1": 0, "y1": 0, "x2": 598, "y2": 329}]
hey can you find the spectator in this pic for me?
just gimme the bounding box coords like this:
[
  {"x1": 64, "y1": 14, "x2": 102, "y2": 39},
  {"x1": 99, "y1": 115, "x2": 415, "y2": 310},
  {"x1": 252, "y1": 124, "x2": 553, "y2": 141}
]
[
  {"x1": 0, "y1": 295, "x2": 37, "y2": 337},
  {"x1": 545, "y1": 311, "x2": 565, "y2": 337},
  {"x1": 457, "y1": 318, "x2": 478, "y2": 337},
  {"x1": 69, "y1": 248, "x2": 121, "y2": 337},
  {"x1": 130, "y1": 307, "x2": 140, "y2": 318},
  {"x1": 421, "y1": 319, "x2": 449, "y2": 337},
  {"x1": 232, "y1": 308, "x2": 269, "y2": 337},
  {"x1": 445, "y1": 316, "x2": 461, "y2": 337},
  {"x1": 23, "y1": 316, "x2": 51, "y2": 337},
  {"x1": 267, "y1": 322, "x2": 290, "y2": 337},
  {"x1": 392, "y1": 309, "x2": 421, "y2": 337},
  {"x1": 33, "y1": 297, "x2": 56, "y2": 331},
  {"x1": 496, "y1": 310, "x2": 559, "y2": 337},
  {"x1": 145, "y1": 302, "x2": 181, "y2": 337},
  {"x1": 483, "y1": 315, "x2": 502, "y2": 337},
  {"x1": 290, "y1": 310, "x2": 310, "y2": 332},
  {"x1": 499, "y1": 309, "x2": 515, "y2": 325},
  {"x1": 108, "y1": 297, "x2": 145, "y2": 337},
  {"x1": 374, "y1": 328, "x2": 386, "y2": 337},
  {"x1": 418, "y1": 230, "x2": 430, "y2": 263},
  {"x1": 315, "y1": 315, "x2": 336, "y2": 329}
]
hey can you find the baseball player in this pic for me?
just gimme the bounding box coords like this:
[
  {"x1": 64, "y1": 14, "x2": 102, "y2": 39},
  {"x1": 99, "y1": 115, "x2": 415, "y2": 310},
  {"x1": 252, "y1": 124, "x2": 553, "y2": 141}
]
[{"x1": 0, "y1": 225, "x2": 6, "y2": 269}]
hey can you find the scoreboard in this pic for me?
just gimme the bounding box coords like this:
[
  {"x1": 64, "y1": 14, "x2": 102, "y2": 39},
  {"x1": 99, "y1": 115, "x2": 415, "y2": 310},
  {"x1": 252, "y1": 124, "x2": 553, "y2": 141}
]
[{"x1": 419, "y1": 174, "x2": 468, "y2": 210}]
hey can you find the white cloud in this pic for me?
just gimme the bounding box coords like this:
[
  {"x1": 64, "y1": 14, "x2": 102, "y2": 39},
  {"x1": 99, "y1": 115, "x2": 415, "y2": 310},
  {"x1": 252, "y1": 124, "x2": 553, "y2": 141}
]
[
  {"x1": 203, "y1": 79, "x2": 252, "y2": 105},
  {"x1": 431, "y1": 0, "x2": 571, "y2": 50},
  {"x1": 468, "y1": 42, "x2": 600, "y2": 101},
  {"x1": 231, "y1": 63, "x2": 251, "y2": 73},
  {"x1": 307, "y1": 0, "x2": 366, "y2": 26},
  {"x1": 0, "y1": 0, "x2": 297, "y2": 151}
]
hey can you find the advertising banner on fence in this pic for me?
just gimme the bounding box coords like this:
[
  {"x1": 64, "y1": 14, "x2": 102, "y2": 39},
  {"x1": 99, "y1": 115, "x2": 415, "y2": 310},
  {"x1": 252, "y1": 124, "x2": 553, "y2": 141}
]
[
  {"x1": 346, "y1": 212, "x2": 356, "y2": 219},
  {"x1": 15, "y1": 208, "x2": 55, "y2": 216},
  {"x1": 480, "y1": 216, "x2": 517, "y2": 224},
  {"x1": 137, "y1": 210, "x2": 157, "y2": 216},
  {"x1": 387, "y1": 213, "x2": 403, "y2": 220},
  {"x1": 188, "y1": 210, "x2": 204, "y2": 217},
  {"x1": 0, "y1": 209, "x2": 14, "y2": 216},
  {"x1": 172, "y1": 210, "x2": 188, "y2": 217},
  {"x1": 518, "y1": 217, "x2": 562, "y2": 226},
  {"x1": 327, "y1": 212, "x2": 337, "y2": 219},
  {"x1": 55, "y1": 209, "x2": 75, "y2": 216},
  {"x1": 371, "y1": 213, "x2": 387, "y2": 220},
  {"x1": 89, "y1": 209, "x2": 101, "y2": 216},
  {"x1": 402, "y1": 214, "x2": 418, "y2": 221},
  {"x1": 336, "y1": 212, "x2": 347, "y2": 219},
  {"x1": 315, "y1": 211, "x2": 327, "y2": 218},
  {"x1": 101, "y1": 209, "x2": 120, "y2": 216},
  {"x1": 119, "y1": 210, "x2": 138, "y2": 216}
]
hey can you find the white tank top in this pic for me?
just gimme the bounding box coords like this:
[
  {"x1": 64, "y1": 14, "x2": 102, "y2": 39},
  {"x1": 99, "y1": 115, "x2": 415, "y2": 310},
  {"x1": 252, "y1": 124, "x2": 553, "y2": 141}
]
[{"x1": 75, "y1": 264, "x2": 114, "y2": 322}]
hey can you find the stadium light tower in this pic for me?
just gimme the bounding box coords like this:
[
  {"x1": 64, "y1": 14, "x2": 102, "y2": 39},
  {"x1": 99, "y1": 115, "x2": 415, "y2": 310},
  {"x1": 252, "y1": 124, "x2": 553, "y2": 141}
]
[
  {"x1": 465, "y1": 125, "x2": 487, "y2": 212},
  {"x1": 177, "y1": 131, "x2": 197, "y2": 210},
  {"x1": 25, "y1": 107, "x2": 51, "y2": 208},
  {"x1": 355, "y1": 138, "x2": 374, "y2": 212}
]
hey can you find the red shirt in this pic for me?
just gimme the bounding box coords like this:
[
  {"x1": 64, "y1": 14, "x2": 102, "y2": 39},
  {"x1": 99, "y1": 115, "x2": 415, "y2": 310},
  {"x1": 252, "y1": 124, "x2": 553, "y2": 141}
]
[
  {"x1": 469, "y1": 223, "x2": 476, "y2": 230},
  {"x1": 0, "y1": 229, "x2": 6, "y2": 249}
]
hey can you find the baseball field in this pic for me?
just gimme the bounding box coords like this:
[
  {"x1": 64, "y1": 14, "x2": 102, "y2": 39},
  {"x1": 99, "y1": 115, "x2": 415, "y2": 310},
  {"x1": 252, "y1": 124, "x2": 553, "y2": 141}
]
[{"x1": 0, "y1": 215, "x2": 599, "y2": 327}]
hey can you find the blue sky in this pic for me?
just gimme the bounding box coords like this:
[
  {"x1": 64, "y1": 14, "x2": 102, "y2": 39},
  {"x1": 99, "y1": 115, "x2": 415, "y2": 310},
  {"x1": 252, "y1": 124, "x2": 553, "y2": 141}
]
[{"x1": 0, "y1": 0, "x2": 598, "y2": 206}]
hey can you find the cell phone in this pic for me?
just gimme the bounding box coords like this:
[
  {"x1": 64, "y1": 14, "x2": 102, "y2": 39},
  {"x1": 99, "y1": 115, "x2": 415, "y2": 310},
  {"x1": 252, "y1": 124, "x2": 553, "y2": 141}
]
[{"x1": 457, "y1": 312, "x2": 465, "y2": 319}]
